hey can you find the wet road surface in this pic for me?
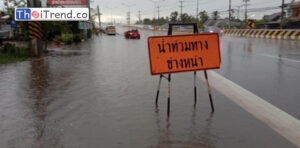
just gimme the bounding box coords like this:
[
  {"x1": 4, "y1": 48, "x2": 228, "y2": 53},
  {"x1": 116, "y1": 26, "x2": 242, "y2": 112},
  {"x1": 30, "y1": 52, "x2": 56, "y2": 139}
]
[
  {"x1": 218, "y1": 37, "x2": 300, "y2": 119},
  {"x1": 0, "y1": 26, "x2": 298, "y2": 147}
]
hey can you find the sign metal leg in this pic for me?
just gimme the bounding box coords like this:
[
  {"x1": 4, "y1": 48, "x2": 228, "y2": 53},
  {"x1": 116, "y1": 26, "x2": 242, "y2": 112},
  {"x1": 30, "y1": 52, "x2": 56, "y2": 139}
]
[
  {"x1": 155, "y1": 75, "x2": 163, "y2": 105},
  {"x1": 167, "y1": 74, "x2": 171, "y2": 117},
  {"x1": 153, "y1": 23, "x2": 218, "y2": 117},
  {"x1": 194, "y1": 72, "x2": 197, "y2": 106},
  {"x1": 204, "y1": 71, "x2": 215, "y2": 112}
]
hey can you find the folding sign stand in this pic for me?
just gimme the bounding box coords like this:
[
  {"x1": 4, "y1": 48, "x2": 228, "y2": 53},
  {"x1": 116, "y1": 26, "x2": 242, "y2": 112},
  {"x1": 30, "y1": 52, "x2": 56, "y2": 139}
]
[{"x1": 155, "y1": 23, "x2": 215, "y2": 116}]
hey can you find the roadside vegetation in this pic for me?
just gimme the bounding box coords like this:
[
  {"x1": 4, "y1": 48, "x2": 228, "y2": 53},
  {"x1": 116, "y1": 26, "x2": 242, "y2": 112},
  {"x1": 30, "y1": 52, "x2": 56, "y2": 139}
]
[
  {"x1": 139, "y1": 10, "x2": 285, "y2": 29},
  {"x1": 0, "y1": 6, "x2": 95, "y2": 65},
  {"x1": 0, "y1": 43, "x2": 30, "y2": 64},
  {"x1": 140, "y1": 10, "x2": 236, "y2": 29},
  {"x1": 53, "y1": 33, "x2": 85, "y2": 45}
]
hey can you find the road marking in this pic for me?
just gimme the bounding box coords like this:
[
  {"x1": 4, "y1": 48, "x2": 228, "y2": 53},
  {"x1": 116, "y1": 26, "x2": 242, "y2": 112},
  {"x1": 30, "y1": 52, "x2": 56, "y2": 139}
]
[
  {"x1": 198, "y1": 71, "x2": 300, "y2": 147},
  {"x1": 260, "y1": 54, "x2": 300, "y2": 63},
  {"x1": 272, "y1": 30, "x2": 279, "y2": 39},
  {"x1": 284, "y1": 30, "x2": 292, "y2": 40},
  {"x1": 277, "y1": 31, "x2": 285, "y2": 39},
  {"x1": 290, "y1": 31, "x2": 299, "y2": 40}
]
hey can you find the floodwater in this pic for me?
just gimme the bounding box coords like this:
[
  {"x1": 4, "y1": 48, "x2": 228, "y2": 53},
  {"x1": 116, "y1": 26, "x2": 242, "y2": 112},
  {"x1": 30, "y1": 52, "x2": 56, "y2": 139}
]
[
  {"x1": 0, "y1": 27, "x2": 296, "y2": 148},
  {"x1": 219, "y1": 36, "x2": 300, "y2": 119}
]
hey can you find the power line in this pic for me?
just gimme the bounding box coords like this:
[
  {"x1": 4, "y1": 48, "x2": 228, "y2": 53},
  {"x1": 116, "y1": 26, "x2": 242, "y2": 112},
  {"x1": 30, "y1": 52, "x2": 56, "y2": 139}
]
[
  {"x1": 196, "y1": 0, "x2": 199, "y2": 20},
  {"x1": 280, "y1": 0, "x2": 284, "y2": 29},
  {"x1": 130, "y1": 0, "x2": 283, "y2": 21},
  {"x1": 229, "y1": 0, "x2": 232, "y2": 28},
  {"x1": 127, "y1": 11, "x2": 131, "y2": 25},
  {"x1": 156, "y1": 5, "x2": 161, "y2": 19},
  {"x1": 179, "y1": 0, "x2": 184, "y2": 21},
  {"x1": 138, "y1": 10, "x2": 142, "y2": 22},
  {"x1": 122, "y1": 3, "x2": 135, "y2": 25},
  {"x1": 243, "y1": 0, "x2": 250, "y2": 23},
  {"x1": 97, "y1": 5, "x2": 102, "y2": 28},
  {"x1": 239, "y1": 6, "x2": 280, "y2": 12},
  {"x1": 235, "y1": 4, "x2": 244, "y2": 19}
]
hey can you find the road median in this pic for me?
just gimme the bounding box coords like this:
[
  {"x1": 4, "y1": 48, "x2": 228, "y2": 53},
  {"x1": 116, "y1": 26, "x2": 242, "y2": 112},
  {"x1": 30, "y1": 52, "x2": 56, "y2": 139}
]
[
  {"x1": 198, "y1": 70, "x2": 300, "y2": 147},
  {"x1": 225, "y1": 29, "x2": 300, "y2": 40}
]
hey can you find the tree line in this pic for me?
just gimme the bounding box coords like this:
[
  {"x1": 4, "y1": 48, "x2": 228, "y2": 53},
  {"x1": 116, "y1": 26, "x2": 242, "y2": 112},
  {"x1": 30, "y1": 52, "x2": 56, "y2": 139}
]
[{"x1": 138, "y1": 10, "x2": 221, "y2": 28}]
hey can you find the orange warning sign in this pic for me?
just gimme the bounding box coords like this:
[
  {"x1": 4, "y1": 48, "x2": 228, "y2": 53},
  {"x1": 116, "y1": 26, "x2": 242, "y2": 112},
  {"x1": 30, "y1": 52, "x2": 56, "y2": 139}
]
[{"x1": 148, "y1": 33, "x2": 221, "y2": 75}]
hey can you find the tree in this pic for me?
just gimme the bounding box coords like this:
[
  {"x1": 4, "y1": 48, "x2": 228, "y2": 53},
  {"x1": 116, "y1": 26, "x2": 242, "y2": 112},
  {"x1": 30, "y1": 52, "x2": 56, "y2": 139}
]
[
  {"x1": 156, "y1": 17, "x2": 168, "y2": 25},
  {"x1": 4, "y1": 1, "x2": 28, "y2": 41},
  {"x1": 170, "y1": 11, "x2": 178, "y2": 22},
  {"x1": 180, "y1": 13, "x2": 196, "y2": 23},
  {"x1": 212, "y1": 11, "x2": 220, "y2": 20},
  {"x1": 43, "y1": 22, "x2": 71, "y2": 40},
  {"x1": 199, "y1": 10, "x2": 209, "y2": 24},
  {"x1": 199, "y1": 11, "x2": 209, "y2": 22},
  {"x1": 143, "y1": 18, "x2": 152, "y2": 25}
]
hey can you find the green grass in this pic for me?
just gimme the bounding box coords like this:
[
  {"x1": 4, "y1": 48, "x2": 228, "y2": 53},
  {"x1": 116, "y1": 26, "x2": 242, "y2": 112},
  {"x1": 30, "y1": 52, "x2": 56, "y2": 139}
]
[
  {"x1": 0, "y1": 54, "x2": 28, "y2": 64},
  {"x1": 0, "y1": 43, "x2": 30, "y2": 64}
]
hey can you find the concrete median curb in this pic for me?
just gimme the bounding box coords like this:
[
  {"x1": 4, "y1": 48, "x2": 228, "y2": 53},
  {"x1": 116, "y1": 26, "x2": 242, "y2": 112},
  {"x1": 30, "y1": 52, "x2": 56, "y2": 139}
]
[
  {"x1": 224, "y1": 29, "x2": 300, "y2": 40},
  {"x1": 198, "y1": 71, "x2": 300, "y2": 147}
]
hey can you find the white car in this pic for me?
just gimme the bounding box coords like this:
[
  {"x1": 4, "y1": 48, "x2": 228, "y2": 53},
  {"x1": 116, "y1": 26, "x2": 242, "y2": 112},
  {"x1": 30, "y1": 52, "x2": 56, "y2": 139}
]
[{"x1": 105, "y1": 26, "x2": 116, "y2": 35}]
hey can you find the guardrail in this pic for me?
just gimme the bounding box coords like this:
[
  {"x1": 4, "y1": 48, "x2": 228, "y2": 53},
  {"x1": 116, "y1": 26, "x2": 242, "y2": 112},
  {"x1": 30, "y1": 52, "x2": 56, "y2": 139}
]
[{"x1": 224, "y1": 29, "x2": 300, "y2": 40}]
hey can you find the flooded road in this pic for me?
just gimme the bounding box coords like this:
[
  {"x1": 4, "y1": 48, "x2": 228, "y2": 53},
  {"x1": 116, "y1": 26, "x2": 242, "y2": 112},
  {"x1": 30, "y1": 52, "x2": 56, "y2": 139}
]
[
  {"x1": 0, "y1": 27, "x2": 297, "y2": 147},
  {"x1": 219, "y1": 37, "x2": 300, "y2": 119}
]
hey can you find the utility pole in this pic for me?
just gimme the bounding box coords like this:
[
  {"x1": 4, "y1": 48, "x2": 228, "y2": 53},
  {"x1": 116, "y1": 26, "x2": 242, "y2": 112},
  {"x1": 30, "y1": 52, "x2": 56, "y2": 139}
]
[
  {"x1": 111, "y1": 9, "x2": 113, "y2": 23},
  {"x1": 138, "y1": 10, "x2": 142, "y2": 23},
  {"x1": 149, "y1": 0, "x2": 164, "y2": 21},
  {"x1": 196, "y1": 0, "x2": 199, "y2": 20},
  {"x1": 229, "y1": 0, "x2": 231, "y2": 29},
  {"x1": 179, "y1": 0, "x2": 184, "y2": 21},
  {"x1": 122, "y1": 3, "x2": 135, "y2": 26},
  {"x1": 236, "y1": 5, "x2": 242, "y2": 20},
  {"x1": 280, "y1": 0, "x2": 285, "y2": 29},
  {"x1": 153, "y1": 5, "x2": 156, "y2": 19},
  {"x1": 243, "y1": 0, "x2": 249, "y2": 23},
  {"x1": 27, "y1": 0, "x2": 43, "y2": 57},
  {"x1": 127, "y1": 11, "x2": 131, "y2": 26},
  {"x1": 97, "y1": 5, "x2": 101, "y2": 29},
  {"x1": 237, "y1": 7, "x2": 239, "y2": 20},
  {"x1": 156, "y1": 6, "x2": 160, "y2": 19}
]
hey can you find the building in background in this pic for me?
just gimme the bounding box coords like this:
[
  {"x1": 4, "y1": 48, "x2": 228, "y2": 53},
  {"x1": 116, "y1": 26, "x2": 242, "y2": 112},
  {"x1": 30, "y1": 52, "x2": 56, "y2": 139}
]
[
  {"x1": 290, "y1": 1, "x2": 300, "y2": 21},
  {"x1": 45, "y1": 0, "x2": 92, "y2": 37}
]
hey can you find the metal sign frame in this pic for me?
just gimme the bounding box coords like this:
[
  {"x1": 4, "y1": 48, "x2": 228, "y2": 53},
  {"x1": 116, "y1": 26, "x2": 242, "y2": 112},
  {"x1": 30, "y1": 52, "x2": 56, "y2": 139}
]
[{"x1": 154, "y1": 23, "x2": 215, "y2": 117}]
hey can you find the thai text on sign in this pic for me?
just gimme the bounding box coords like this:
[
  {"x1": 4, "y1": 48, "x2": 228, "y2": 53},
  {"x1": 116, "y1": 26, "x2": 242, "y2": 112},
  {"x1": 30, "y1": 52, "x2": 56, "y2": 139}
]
[{"x1": 147, "y1": 33, "x2": 221, "y2": 75}]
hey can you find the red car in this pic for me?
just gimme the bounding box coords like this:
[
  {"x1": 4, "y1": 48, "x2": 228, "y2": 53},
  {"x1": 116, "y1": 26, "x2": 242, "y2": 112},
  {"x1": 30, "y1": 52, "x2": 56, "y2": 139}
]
[{"x1": 124, "y1": 29, "x2": 140, "y2": 39}]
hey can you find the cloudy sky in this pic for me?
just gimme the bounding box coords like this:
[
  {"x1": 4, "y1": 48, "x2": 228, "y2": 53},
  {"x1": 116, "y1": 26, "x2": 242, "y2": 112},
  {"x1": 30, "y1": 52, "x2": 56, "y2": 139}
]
[
  {"x1": 92, "y1": 0, "x2": 292, "y2": 23},
  {"x1": 1, "y1": 0, "x2": 294, "y2": 23}
]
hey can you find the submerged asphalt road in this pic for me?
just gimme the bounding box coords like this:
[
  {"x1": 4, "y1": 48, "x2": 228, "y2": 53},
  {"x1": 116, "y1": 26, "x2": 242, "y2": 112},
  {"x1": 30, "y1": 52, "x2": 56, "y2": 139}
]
[
  {"x1": 0, "y1": 26, "x2": 298, "y2": 147},
  {"x1": 219, "y1": 37, "x2": 300, "y2": 119},
  {"x1": 136, "y1": 27, "x2": 300, "y2": 120}
]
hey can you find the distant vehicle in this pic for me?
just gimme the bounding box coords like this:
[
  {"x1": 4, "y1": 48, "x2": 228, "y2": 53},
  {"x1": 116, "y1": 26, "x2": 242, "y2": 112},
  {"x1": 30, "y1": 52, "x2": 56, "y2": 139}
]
[
  {"x1": 203, "y1": 26, "x2": 224, "y2": 35},
  {"x1": 0, "y1": 24, "x2": 11, "y2": 41},
  {"x1": 105, "y1": 26, "x2": 116, "y2": 35},
  {"x1": 99, "y1": 26, "x2": 105, "y2": 34},
  {"x1": 0, "y1": 30, "x2": 9, "y2": 40},
  {"x1": 143, "y1": 25, "x2": 153, "y2": 30},
  {"x1": 0, "y1": 30, "x2": 9, "y2": 44},
  {"x1": 124, "y1": 29, "x2": 140, "y2": 39}
]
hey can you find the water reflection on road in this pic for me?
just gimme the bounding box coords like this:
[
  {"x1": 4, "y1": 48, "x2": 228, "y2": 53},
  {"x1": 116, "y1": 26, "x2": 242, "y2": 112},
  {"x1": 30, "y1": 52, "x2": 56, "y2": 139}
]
[
  {"x1": 220, "y1": 36, "x2": 300, "y2": 119},
  {"x1": 0, "y1": 28, "x2": 296, "y2": 147}
]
